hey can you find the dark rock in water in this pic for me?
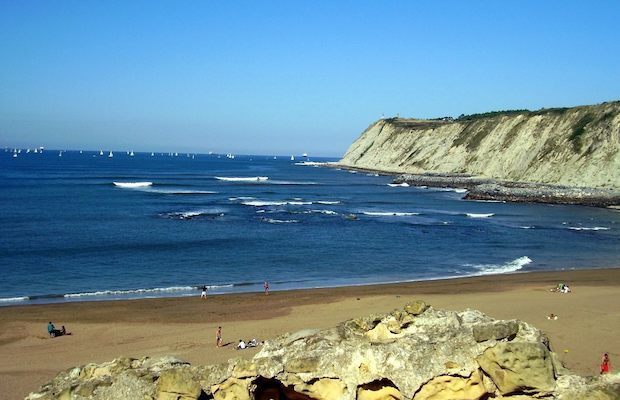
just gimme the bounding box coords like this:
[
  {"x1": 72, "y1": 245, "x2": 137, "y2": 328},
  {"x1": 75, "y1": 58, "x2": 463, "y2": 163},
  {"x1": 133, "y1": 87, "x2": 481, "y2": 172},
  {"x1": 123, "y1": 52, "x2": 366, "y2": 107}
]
[{"x1": 26, "y1": 303, "x2": 620, "y2": 400}]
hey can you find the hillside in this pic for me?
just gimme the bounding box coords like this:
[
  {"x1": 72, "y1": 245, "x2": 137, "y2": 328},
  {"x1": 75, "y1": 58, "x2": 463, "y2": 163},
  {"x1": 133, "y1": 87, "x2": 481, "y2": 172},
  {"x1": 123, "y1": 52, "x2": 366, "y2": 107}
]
[{"x1": 340, "y1": 102, "x2": 620, "y2": 189}]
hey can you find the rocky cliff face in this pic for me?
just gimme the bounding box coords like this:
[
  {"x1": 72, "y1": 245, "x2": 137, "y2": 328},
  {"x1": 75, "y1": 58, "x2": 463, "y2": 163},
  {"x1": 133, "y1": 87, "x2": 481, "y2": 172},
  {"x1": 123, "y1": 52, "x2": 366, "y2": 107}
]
[
  {"x1": 27, "y1": 301, "x2": 620, "y2": 400},
  {"x1": 340, "y1": 102, "x2": 620, "y2": 189}
]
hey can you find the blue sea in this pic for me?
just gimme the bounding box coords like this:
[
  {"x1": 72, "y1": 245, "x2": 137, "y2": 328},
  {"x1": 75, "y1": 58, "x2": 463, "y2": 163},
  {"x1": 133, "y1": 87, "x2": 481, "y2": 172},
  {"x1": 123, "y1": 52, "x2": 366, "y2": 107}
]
[{"x1": 1, "y1": 149, "x2": 619, "y2": 305}]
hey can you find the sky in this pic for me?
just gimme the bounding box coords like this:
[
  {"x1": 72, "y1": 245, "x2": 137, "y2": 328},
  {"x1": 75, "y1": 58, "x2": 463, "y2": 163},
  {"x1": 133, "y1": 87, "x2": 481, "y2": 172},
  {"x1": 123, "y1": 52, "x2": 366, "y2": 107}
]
[{"x1": 1, "y1": 1, "x2": 619, "y2": 157}]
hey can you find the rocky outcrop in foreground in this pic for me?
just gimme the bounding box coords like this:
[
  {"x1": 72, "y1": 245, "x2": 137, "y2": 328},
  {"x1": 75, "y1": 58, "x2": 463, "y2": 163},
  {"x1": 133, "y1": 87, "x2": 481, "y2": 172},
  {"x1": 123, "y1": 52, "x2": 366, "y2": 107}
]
[
  {"x1": 339, "y1": 101, "x2": 620, "y2": 189},
  {"x1": 27, "y1": 301, "x2": 620, "y2": 399}
]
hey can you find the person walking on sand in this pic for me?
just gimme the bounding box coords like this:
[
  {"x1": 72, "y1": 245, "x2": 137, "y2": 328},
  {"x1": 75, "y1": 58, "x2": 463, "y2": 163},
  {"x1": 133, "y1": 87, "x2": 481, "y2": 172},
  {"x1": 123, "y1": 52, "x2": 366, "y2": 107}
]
[
  {"x1": 216, "y1": 326, "x2": 222, "y2": 347},
  {"x1": 600, "y1": 353, "x2": 611, "y2": 374},
  {"x1": 264, "y1": 281, "x2": 269, "y2": 295},
  {"x1": 201, "y1": 285, "x2": 207, "y2": 299}
]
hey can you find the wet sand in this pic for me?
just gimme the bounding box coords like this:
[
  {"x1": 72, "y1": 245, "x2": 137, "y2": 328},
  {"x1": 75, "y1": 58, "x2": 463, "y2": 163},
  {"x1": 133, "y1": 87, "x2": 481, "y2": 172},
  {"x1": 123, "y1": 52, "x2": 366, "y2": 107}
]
[{"x1": 1, "y1": 268, "x2": 618, "y2": 399}]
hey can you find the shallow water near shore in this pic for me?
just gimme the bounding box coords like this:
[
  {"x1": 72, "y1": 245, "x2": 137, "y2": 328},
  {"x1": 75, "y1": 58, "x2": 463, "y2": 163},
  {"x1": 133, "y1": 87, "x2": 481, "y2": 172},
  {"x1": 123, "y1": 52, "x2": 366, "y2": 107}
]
[{"x1": 1, "y1": 150, "x2": 619, "y2": 305}]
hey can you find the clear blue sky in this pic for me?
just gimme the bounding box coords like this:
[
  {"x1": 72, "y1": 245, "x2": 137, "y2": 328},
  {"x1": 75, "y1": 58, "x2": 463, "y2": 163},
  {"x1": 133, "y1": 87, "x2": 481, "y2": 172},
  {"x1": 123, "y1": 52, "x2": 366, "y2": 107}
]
[{"x1": 1, "y1": 1, "x2": 619, "y2": 156}]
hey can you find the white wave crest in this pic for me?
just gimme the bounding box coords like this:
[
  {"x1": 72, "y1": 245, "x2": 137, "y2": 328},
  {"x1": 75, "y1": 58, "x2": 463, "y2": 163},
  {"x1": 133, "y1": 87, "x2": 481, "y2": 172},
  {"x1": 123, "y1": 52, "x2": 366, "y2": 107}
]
[
  {"x1": 0, "y1": 296, "x2": 29, "y2": 303},
  {"x1": 467, "y1": 256, "x2": 532, "y2": 276},
  {"x1": 316, "y1": 201, "x2": 340, "y2": 205},
  {"x1": 242, "y1": 200, "x2": 312, "y2": 207},
  {"x1": 262, "y1": 218, "x2": 299, "y2": 224},
  {"x1": 310, "y1": 209, "x2": 338, "y2": 215},
  {"x1": 267, "y1": 180, "x2": 318, "y2": 185},
  {"x1": 362, "y1": 211, "x2": 419, "y2": 216},
  {"x1": 64, "y1": 286, "x2": 195, "y2": 298},
  {"x1": 568, "y1": 226, "x2": 610, "y2": 231},
  {"x1": 229, "y1": 196, "x2": 256, "y2": 201},
  {"x1": 215, "y1": 176, "x2": 268, "y2": 182},
  {"x1": 466, "y1": 213, "x2": 495, "y2": 218},
  {"x1": 113, "y1": 181, "x2": 153, "y2": 188},
  {"x1": 164, "y1": 208, "x2": 226, "y2": 219},
  {"x1": 150, "y1": 189, "x2": 216, "y2": 194},
  {"x1": 519, "y1": 226, "x2": 534, "y2": 229},
  {"x1": 388, "y1": 182, "x2": 410, "y2": 187},
  {"x1": 294, "y1": 161, "x2": 322, "y2": 166}
]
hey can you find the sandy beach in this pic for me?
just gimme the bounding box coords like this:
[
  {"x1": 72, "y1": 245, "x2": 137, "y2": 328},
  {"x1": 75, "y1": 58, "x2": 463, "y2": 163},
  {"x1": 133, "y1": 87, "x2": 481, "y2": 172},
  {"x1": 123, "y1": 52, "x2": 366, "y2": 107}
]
[{"x1": 1, "y1": 268, "x2": 618, "y2": 399}]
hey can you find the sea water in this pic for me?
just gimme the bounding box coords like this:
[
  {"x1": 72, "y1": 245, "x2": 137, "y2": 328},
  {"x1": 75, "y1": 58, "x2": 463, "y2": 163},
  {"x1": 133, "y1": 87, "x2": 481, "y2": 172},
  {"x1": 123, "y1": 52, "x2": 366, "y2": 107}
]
[{"x1": 1, "y1": 150, "x2": 619, "y2": 305}]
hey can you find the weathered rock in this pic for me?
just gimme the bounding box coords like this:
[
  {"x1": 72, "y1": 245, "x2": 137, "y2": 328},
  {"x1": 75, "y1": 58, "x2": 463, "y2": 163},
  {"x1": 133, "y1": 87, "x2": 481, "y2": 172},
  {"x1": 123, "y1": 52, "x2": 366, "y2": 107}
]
[
  {"x1": 156, "y1": 367, "x2": 202, "y2": 400},
  {"x1": 403, "y1": 300, "x2": 429, "y2": 315},
  {"x1": 413, "y1": 369, "x2": 488, "y2": 400},
  {"x1": 472, "y1": 320, "x2": 519, "y2": 342},
  {"x1": 476, "y1": 342, "x2": 555, "y2": 394}
]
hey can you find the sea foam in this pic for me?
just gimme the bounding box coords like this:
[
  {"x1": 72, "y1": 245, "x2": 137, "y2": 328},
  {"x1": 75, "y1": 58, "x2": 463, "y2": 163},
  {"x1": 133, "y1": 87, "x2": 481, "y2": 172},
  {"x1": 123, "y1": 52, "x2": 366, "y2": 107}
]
[
  {"x1": 113, "y1": 181, "x2": 153, "y2": 188},
  {"x1": 568, "y1": 226, "x2": 610, "y2": 231},
  {"x1": 466, "y1": 213, "x2": 495, "y2": 218},
  {"x1": 215, "y1": 176, "x2": 268, "y2": 182},
  {"x1": 362, "y1": 211, "x2": 420, "y2": 216},
  {"x1": 467, "y1": 256, "x2": 532, "y2": 275}
]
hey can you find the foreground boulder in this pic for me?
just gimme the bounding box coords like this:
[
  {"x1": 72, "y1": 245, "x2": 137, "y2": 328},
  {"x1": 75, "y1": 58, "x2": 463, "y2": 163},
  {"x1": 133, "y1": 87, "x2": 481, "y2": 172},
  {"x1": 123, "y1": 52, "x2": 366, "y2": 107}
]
[{"x1": 27, "y1": 301, "x2": 620, "y2": 399}]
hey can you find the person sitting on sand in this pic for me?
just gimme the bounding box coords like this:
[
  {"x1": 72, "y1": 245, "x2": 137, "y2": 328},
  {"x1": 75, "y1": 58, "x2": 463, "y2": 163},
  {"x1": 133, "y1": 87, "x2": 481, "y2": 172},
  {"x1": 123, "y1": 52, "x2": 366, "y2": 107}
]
[
  {"x1": 247, "y1": 338, "x2": 259, "y2": 347},
  {"x1": 47, "y1": 322, "x2": 70, "y2": 337},
  {"x1": 237, "y1": 339, "x2": 247, "y2": 350},
  {"x1": 547, "y1": 313, "x2": 558, "y2": 320},
  {"x1": 601, "y1": 353, "x2": 611, "y2": 374}
]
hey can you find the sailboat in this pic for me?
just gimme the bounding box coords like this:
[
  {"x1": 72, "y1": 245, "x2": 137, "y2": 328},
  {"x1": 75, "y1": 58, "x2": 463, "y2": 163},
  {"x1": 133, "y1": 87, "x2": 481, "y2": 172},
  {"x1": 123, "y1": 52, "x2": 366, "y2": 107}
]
[
  {"x1": 129, "y1": 151, "x2": 134, "y2": 157},
  {"x1": 290, "y1": 155, "x2": 295, "y2": 161},
  {"x1": 108, "y1": 151, "x2": 114, "y2": 158},
  {"x1": 58, "y1": 151, "x2": 62, "y2": 157},
  {"x1": 151, "y1": 152, "x2": 154, "y2": 156},
  {"x1": 99, "y1": 150, "x2": 104, "y2": 156}
]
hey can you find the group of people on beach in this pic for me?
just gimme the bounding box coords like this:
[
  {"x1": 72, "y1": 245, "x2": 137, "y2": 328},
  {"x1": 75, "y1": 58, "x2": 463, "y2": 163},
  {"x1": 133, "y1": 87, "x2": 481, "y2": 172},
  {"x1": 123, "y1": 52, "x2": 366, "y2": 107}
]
[
  {"x1": 215, "y1": 326, "x2": 262, "y2": 350},
  {"x1": 551, "y1": 282, "x2": 571, "y2": 293},
  {"x1": 47, "y1": 322, "x2": 70, "y2": 338}
]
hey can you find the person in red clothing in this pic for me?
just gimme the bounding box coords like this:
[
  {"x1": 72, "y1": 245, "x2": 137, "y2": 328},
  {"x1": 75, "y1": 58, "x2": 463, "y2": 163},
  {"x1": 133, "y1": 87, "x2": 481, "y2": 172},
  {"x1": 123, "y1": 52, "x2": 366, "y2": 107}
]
[{"x1": 600, "y1": 353, "x2": 610, "y2": 374}]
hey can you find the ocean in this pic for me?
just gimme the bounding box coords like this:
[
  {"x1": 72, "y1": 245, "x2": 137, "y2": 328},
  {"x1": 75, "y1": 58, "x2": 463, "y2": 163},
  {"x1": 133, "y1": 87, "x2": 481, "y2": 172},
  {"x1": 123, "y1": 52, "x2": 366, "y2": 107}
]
[{"x1": 1, "y1": 149, "x2": 619, "y2": 305}]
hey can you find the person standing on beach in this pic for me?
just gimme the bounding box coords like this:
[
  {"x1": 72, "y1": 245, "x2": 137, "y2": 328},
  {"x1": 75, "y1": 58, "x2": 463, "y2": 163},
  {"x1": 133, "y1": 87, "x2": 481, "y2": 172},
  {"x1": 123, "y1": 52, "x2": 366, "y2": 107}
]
[
  {"x1": 216, "y1": 326, "x2": 222, "y2": 347},
  {"x1": 264, "y1": 281, "x2": 269, "y2": 295},
  {"x1": 201, "y1": 285, "x2": 207, "y2": 299},
  {"x1": 601, "y1": 353, "x2": 611, "y2": 374}
]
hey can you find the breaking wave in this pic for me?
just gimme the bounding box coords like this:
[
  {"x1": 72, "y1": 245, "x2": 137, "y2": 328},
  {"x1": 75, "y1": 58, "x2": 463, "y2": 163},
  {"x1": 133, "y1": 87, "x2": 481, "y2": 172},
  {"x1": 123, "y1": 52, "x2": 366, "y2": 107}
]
[
  {"x1": 113, "y1": 181, "x2": 153, "y2": 188},
  {"x1": 0, "y1": 296, "x2": 29, "y2": 303},
  {"x1": 466, "y1": 256, "x2": 532, "y2": 276},
  {"x1": 316, "y1": 200, "x2": 341, "y2": 205},
  {"x1": 388, "y1": 182, "x2": 410, "y2": 187},
  {"x1": 215, "y1": 176, "x2": 268, "y2": 182},
  {"x1": 362, "y1": 211, "x2": 420, "y2": 216},
  {"x1": 261, "y1": 218, "x2": 299, "y2": 224},
  {"x1": 466, "y1": 213, "x2": 495, "y2": 218},
  {"x1": 568, "y1": 226, "x2": 610, "y2": 231},
  {"x1": 161, "y1": 208, "x2": 226, "y2": 220}
]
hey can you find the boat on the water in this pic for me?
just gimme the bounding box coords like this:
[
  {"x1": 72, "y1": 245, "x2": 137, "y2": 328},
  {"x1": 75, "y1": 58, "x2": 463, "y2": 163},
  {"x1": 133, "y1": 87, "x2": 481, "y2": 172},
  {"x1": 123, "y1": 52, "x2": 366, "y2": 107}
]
[{"x1": 108, "y1": 151, "x2": 113, "y2": 158}]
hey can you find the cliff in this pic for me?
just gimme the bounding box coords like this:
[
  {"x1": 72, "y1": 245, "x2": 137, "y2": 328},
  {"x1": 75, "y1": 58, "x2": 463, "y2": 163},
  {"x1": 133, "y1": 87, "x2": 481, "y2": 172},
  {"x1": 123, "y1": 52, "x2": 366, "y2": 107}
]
[
  {"x1": 26, "y1": 301, "x2": 620, "y2": 400},
  {"x1": 340, "y1": 102, "x2": 620, "y2": 189}
]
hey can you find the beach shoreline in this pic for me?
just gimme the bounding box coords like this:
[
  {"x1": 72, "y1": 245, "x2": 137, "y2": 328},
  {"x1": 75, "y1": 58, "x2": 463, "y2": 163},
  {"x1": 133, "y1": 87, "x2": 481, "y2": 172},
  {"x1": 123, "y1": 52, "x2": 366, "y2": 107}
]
[{"x1": 1, "y1": 267, "x2": 619, "y2": 398}]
